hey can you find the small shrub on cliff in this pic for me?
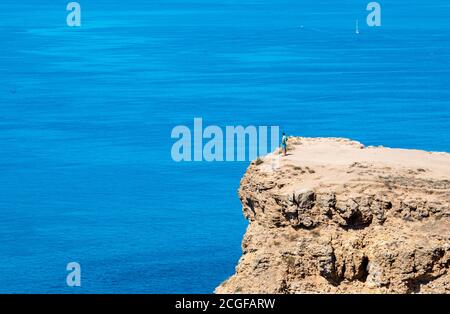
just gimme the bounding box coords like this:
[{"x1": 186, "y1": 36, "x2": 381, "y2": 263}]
[
  {"x1": 283, "y1": 255, "x2": 296, "y2": 268},
  {"x1": 255, "y1": 157, "x2": 264, "y2": 165}
]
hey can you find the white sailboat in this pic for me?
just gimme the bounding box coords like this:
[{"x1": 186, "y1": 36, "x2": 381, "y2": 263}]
[{"x1": 355, "y1": 19, "x2": 360, "y2": 35}]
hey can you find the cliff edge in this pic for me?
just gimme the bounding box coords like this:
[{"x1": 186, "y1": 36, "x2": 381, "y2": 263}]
[{"x1": 216, "y1": 137, "x2": 450, "y2": 294}]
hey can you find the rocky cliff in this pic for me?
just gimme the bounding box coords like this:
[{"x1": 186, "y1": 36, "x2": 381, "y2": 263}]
[{"x1": 216, "y1": 137, "x2": 450, "y2": 294}]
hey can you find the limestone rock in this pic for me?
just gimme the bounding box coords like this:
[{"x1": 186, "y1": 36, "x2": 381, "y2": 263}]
[{"x1": 216, "y1": 137, "x2": 450, "y2": 294}]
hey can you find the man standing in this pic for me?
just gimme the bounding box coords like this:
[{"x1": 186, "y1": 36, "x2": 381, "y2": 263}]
[{"x1": 281, "y1": 132, "x2": 288, "y2": 156}]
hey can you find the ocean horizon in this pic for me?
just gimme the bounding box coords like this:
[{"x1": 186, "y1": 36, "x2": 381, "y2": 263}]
[{"x1": 0, "y1": 0, "x2": 449, "y2": 293}]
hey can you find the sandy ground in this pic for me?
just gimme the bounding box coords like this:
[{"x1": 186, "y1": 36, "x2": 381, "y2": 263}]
[{"x1": 261, "y1": 137, "x2": 450, "y2": 191}]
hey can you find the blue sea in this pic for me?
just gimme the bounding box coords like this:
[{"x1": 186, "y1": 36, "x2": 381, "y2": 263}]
[{"x1": 0, "y1": 0, "x2": 449, "y2": 293}]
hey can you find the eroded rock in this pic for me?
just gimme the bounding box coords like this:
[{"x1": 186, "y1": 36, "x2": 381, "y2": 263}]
[{"x1": 216, "y1": 137, "x2": 450, "y2": 294}]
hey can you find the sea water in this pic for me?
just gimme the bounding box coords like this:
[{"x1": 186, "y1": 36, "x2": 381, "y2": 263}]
[{"x1": 0, "y1": 0, "x2": 449, "y2": 293}]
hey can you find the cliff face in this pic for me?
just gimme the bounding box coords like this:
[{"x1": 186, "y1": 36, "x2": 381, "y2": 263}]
[{"x1": 216, "y1": 138, "x2": 450, "y2": 294}]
